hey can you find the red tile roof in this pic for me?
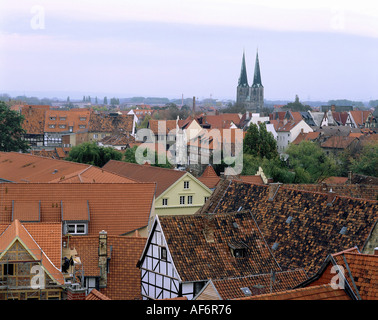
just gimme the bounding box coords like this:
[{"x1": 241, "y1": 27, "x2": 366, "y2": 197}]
[
  {"x1": 209, "y1": 269, "x2": 308, "y2": 300},
  {"x1": 0, "y1": 183, "x2": 155, "y2": 236},
  {"x1": 44, "y1": 109, "x2": 91, "y2": 133},
  {"x1": 68, "y1": 235, "x2": 147, "y2": 300},
  {"x1": 349, "y1": 110, "x2": 372, "y2": 127},
  {"x1": 237, "y1": 284, "x2": 351, "y2": 300},
  {"x1": 85, "y1": 289, "x2": 111, "y2": 300},
  {"x1": 103, "y1": 160, "x2": 185, "y2": 197},
  {"x1": 198, "y1": 165, "x2": 220, "y2": 189},
  {"x1": 292, "y1": 131, "x2": 320, "y2": 145},
  {"x1": 322, "y1": 176, "x2": 349, "y2": 184},
  {"x1": 321, "y1": 136, "x2": 359, "y2": 149},
  {"x1": 0, "y1": 220, "x2": 64, "y2": 285},
  {"x1": 239, "y1": 175, "x2": 264, "y2": 185}
]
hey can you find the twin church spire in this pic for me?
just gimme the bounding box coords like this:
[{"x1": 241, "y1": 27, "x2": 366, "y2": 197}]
[{"x1": 236, "y1": 49, "x2": 264, "y2": 112}]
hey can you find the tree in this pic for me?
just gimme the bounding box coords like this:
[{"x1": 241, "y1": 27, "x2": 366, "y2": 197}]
[
  {"x1": 0, "y1": 101, "x2": 30, "y2": 152},
  {"x1": 350, "y1": 142, "x2": 378, "y2": 177},
  {"x1": 103, "y1": 96, "x2": 108, "y2": 105},
  {"x1": 286, "y1": 141, "x2": 337, "y2": 183},
  {"x1": 123, "y1": 145, "x2": 172, "y2": 168},
  {"x1": 221, "y1": 102, "x2": 246, "y2": 114},
  {"x1": 65, "y1": 142, "x2": 122, "y2": 167},
  {"x1": 283, "y1": 95, "x2": 312, "y2": 112},
  {"x1": 243, "y1": 123, "x2": 278, "y2": 160}
]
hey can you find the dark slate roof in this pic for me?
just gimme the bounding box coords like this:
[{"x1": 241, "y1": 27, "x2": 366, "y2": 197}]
[
  {"x1": 252, "y1": 51, "x2": 263, "y2": 88},
  {"x1": 238, "y1": 51, "x2": 249, "y2": 87},
  {"x1": 199, "y1": 179, "x2": 378, "y2": 277},
  {"x1": 157, "y1": 211, "x2": 281, "y2": 282}
]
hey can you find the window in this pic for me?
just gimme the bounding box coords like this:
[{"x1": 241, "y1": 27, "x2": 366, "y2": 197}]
[
  {"x1": 49, "y1": 124, "x2": 55, "y2": 129},
  {"x1": 184, "y1": 181, "x2": 189, "y2": 189},
  {"x1": 162, "y1": 198, "x2": 168, "y2": 206},
  {"x1": 79, "y1": 117, "x2": 87, "y2": 121},
  {"x1": 59, "y1": 117, "x2": 66, "y2": 121},
  {"x1": 59, "y1": 125, "x2": 66, "y2": 129},
  {"x1": 161, "y1": 247, "x2": 167, "y2": 261},
  {"x1": 204, "y1": 197, "x2": 209, "y2": 203},
  {"x1": 188, "y1": 196, "x2": 193, "y2": 205},
  {"x1": 93, "y1": 134, "x2": 98, "y2": 139},
  {"x1": 66, "y1": 223, "x2": 86, "y2": 235},
  {"x1": 4, "y1": 263, "x2": 14, "y2": 276},
  {"x1": 234, "y1": 249, "x2": 246, "y2": 258},
  {"x1": 79, "y1": 125, "x2": 86, "y2": 129},
  {"x1": 180, "y1": 196, "x2": 185, "y2": 205},
  {"x1": 49, "y1": 117, "x2": 56, "y2": 121}
]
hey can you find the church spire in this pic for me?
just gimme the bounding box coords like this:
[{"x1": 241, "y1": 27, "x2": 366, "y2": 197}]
[
  {"x1": 238, "y1": 51, "x2": 249, "y2": 87},
  {"x1": 252, "y1": 50, "x2": 263, "y2": 88}
]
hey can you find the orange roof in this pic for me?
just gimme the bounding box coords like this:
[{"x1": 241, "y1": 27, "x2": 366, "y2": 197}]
[
  {"x1": 0, "y1": 152, "x2": 89, "y2": 182},
  {"x1": 44, "y1": 109, "x2": 91, "y2": 133},
  {"x1": 50, "y1": 166, "x2": 136, "y2": 183},
  {"x1": 321, "y1": 136, "x2": 359, "y2": 149},
  {"x1": 89, "y1": 112, "x2": 134, "y2": 133},
  {"x1": 236, "y1": 284, "x2": 351, "y2": 300},
  {"x1": 21, "y1": 106, "x2": 47, "y2": 134},
  {"x1": 103, "y1": 160, "x2": 185, "y2": 197},
  {"x1": 85, "y1": 289, "x2": 111, "y2": 300},
  {"x1": 0, "y1": 152, "x2": 135, "y2": 184},
  {"x1": 0, "y1": 220, "x2": 64, "y2": 285},
  {"x1": 201, "y1": 114, "x2": 241, "y2": 129},
  {"x1": 68, "y1": 235, "x2": 147, "y2": 300},
  {"x1": 331, "y1": 250, "x2": 378, "y2": 300},
  {"x1": 198, "y1": 165, "x2": 220, "y2": 189},
  {"x1": 322, "y1": 176, "x2": 348, "y2": 184},
  {"x1": 0, "y1": 183, "x2": 156, "y2": 236},
  {"x1": 349, "y1": 110, "x2": 372, "y2": 126},
  {"x1": 239, "y1": 175, "x2": 264, "y2": 185},
  {"x1": 292, "y1": 131, "x2": 320, "y2": 145}
]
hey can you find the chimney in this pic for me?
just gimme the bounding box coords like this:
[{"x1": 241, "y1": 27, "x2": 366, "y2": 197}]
[
  {"x1": 374, "y1": 247, "x2": 378, "y2": 256},
  {"x1": 98, "y1": 230, "x2": 108, "y2": 288},
  {"x1": 66, "y1": 286, "x2": 87, "y2": 300},
  {"x1": 331, "y1": 105, "x2": 335, "y2": 112},
  {"x1": 246, "y1": 111, "x2": 250, "y2": 120},
  {"x1": 348, "y1": 171, "x2": 353, "y2": 184},
  {"x1": 268, "y1": 183, "x2": 281, "y2": 201},
  {"x1": 327, "y1": 189, "x2": 336, "y2": 206}
]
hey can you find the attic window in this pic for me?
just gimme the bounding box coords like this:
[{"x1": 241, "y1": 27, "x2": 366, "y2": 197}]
[
  {"x1": 272, "y1": 242, "x2": 279, "y2": 250},
  {"x1": 340, "y1": 226, "x2": 348, "y2": 235},
  {"x1": 240, "y1": 287, "x2": 252, "y2": 296},
  {"x1": 161, "y1": 247, "x2": 167, "y2": 261},
  {"x1": 286, "y1": 216, "x2": 293, "y2": 224},
  {"x1": 79, "y1": 117, "x2": 87, "y2": 121},
  {"x1": 228, "y1": 240, "x2": 247, "y2": 258}
]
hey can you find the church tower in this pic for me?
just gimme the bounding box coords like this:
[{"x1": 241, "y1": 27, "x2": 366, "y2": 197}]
[
  {"x1": 236, "y1": 51, "x2": 249, "y2": 105},
  {"x1": 249, "y1": 50, "x2": 264, "y2": 112},
  {"x1": 236, "y1": 50, "x2": 264, "y2": 112}
]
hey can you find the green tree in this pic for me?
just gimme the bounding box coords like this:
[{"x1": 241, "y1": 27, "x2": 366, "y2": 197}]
[
  {"x1": 0, "y1": 101, "x2": 30, "y2": 152},
  {"x1": 350, "y1": 142, "x2": 378, "y2": 177},
  {"x1": 103, "y1": 96, "x2": 108, "y2": 105},
  {"x1": 283, "y1": 95, "x2": 312, "y2": 112},
  {"x1": 286, "y1": 141, "x2": 337, "y2": 183},
  {"x1": 66, "y1": 142, "x2": 122, "y2": 167},
  {"x1": 243, "y1": 123, "x2": 278, "y2": 160},
  {"x1": 123, "y1": 145, "x2": 172, "y2": 168}
]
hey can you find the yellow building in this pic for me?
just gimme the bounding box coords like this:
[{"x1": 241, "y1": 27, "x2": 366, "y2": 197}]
[{"x1": 102, "y1": 160, "x2": 212, "y2": 228}]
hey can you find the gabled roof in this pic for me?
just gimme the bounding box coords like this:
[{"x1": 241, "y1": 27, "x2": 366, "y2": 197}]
[
  {"x1": 199, "y1": 179, "x2": 378, "y2": 277},
  {"x1": 85, "y1": 289, "x2": 111, "y2": 300},
  {"x1": 292, "y1": 131, "x2": 320, "y2": 145},
  {"x1": 0, "y1": 152, "x2": 89, "y2": 182},
  {"x1": 198, "y1": 165, "x2": 220, "y2": 189},
  {"x1": 0, "y1": 183, "x2": 155, "y2": 236},
  {"x1": 103, "y1": 160, "x2": 186, "y2": 197},
  {"x1": 0, "y1": 152, "x2": 133, "y2": 184},
  {"x1": 236, "y1": 284, "x2": 351, "y2": 300},
  {"x1": 89, "y1": 112, "x2": 134, "y2": 133},
  {"x1": 151, "y1": 211, "x2": 281, "y2": 282},
  {"x1": 331, "y1": 249, "x2": 378, "y2": 300},
  {"x1": 199, "y1": 114, "x2": 241, "y2": 129},
  {"x1": 0, "y1": 219, "x2": 64, "y2": 285},
  {"x1": 201, "y1": 269, "x2": 308, "y2": 300},
  {"x1": 21, "y1": 105, "x2": 47, "y2": 135},
  {"x1": 67, "y1": 234, "x2": 146, "y2": 300},
  {"x1": 239, "y1": 175, "x2": 264, "y2": 185},
  {"x1": 44, "y1": 109, "x2": 91, "y2": 133},
  {"x1": 349, "y1": 110, "x2": 372, "y2": 127},
  {"x1": 320, "y1": 136, "x2": 359, "y2": 149}
]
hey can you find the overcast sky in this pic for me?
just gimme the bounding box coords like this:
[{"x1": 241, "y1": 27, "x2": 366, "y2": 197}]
[{"x1": 0, "y1": 0, "x2": 377, "y2": 101}]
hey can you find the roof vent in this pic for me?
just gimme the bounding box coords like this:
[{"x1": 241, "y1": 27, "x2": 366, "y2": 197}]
[
  {"x1": 232, "y1": 222, "x2": 239, "y2": 229},
  {"x1": 286, "y1": 216, "x2": 293, "y2": 224},
  {"x1": 340, "y1": 226, "x2": 348, "y2": 235},
  {"x1": 52, "y1": 169, "x2": 58, "y2": 174},
  {"x1": 240, "y1": 287, "x2": 252, "y2": 296}
]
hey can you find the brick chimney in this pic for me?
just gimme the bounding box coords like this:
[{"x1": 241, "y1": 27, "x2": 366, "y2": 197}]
[
  {"x1": 268, "y1": 183, "x2": 281, "y2": 201},
  {"x1": 98, "y1": 230, "x2": 108, "y2": 288},
  {"x1": 327, "y1": 189, "x2": 336, "y2": 206},
  {"x1": 66, "y1": 286, "x2": 86, "y2": 300}
]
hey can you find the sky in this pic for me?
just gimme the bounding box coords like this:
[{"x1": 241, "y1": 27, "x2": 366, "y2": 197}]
[{"x1": 0, "y1": 0, "x2": 377, "y2": 102}]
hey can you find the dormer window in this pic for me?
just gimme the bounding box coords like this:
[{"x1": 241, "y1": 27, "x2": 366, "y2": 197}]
[
  {"x1": 228, "y1": 240, "x2": 247, "y2": 258},
  {"x1": 79, "y1": 125, "x2": 86, "y2": 129},
  {"x1": 49, "y1": 117, "x2": 56, "y2": 121},
  {"x1": 79, "y1": 117, "x2": 87, "y2": 121},
  {"x1": 59, "y1": 117, "x2": 66, "y2": 121},
  {"x1": 49, "y1": 124, "x2": 55, "y2": 129}
]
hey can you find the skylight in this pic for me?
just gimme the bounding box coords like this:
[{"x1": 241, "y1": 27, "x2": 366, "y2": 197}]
[
  {"x1": 240, "y1": 287, "x2": 252, "y2": 296},
  {"x1": 272, "y1": 242, "x2": 279, "y2": 250},
  {"x1": 340, "y1": 226, "x2": 348, "y2": 235},
  {"x1": 286, "y1": 216, "x2": 293, "y2": 224}
]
